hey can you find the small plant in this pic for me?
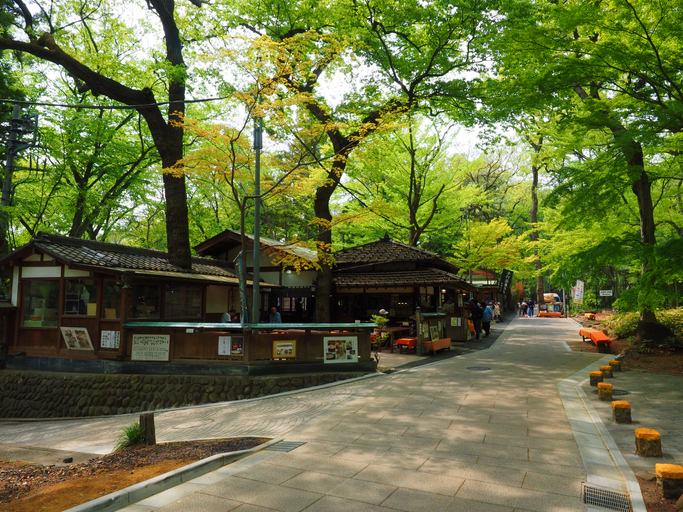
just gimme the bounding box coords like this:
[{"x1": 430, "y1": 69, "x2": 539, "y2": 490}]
[{"x1": 115, "y1": 421, "x2": 146, "y2": 451}]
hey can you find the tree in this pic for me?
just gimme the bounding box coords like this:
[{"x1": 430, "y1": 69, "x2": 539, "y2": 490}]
[
  {"x1": 488, "y1": 0, "x2": 683, "y2": 320},
  {"x1": 0, "y1": 0, "x2": 200, "y2": 267},
  {"x1": 225, "y1": 0, "x2": 497, "y2": 319},
  {"x1": 341, "y1": 117, "x2": 474, "y2": 247}
]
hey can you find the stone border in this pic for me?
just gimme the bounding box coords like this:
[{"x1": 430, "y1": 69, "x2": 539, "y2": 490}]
[
  {"x1": 558, "y1": 355, "x2": 647, "y2": 512},
  {"x1": 64, "y1": 437, "x2": 283, "y2": 512}
]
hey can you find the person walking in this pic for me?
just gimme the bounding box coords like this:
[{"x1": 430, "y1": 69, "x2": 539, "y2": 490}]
[
  {"x1": 467, "y1": 299, "x2": 483, "y2": 341},
  {"x1": 522, "y1": 300, "x2": 528, "y2": 317},
  {"x1": 494, "y1": 302, "x2": 503, "y2": 323},
  {"x1": 481, "y1": 301, "x2": 493, "y2": 337},
  {"x1": 528, "y1": 298, "x2": 535, "y2": 317}
]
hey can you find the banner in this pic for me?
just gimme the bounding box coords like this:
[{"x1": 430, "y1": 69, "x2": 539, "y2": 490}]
[
  {"x1": 574, "y1": 280, "x2": 584, "y2": 304},
  {"x1": 498, "y1": 269, "x2": 514, "y2": 296}
]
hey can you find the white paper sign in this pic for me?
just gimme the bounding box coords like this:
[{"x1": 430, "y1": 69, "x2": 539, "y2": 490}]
[
  {"x1": 218, "y1": 336, "x2": 232, "y2": 355},
  {"x1": 100, "y1": 330, "x2": 121, "y2": 349},
  {"x1": 131, "y1": 334, "x2": 170, "y2": 361}
]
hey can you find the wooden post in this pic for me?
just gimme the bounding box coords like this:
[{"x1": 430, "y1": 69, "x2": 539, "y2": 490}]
[{"x1": 140, "y1": 412, "x2": 156, "y2": 446}]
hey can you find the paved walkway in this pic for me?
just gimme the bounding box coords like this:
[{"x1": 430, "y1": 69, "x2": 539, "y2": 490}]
[{"x1": 4, "y1": 316, "x2": 676, "y2": 511}]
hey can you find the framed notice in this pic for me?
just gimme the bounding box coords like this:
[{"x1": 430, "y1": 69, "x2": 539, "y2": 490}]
[
  {"x1": 324, "y1": 336, "x2": 358, "y2": 363},
  {"x1": 273, "y1": 340, "x2": 296, "y2": 358},
  {"x1": 61, "y1": 327, "x2": 94, "y2": 351},
  {"x1": 429, "y1": 325, "x2": 439, "y2": 341},
  {"x1": 218, "y1": 335, "x2": 232, "y2": 355},
  {"x1": 131, "y1": 334, "x2": 170, "y2": 361},
  {"x1": 100, "y1": 330, "x2": 121, "y2": 349}
]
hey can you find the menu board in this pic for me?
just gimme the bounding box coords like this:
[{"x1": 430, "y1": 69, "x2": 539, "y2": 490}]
[
  {"x1": 131, "y1": 334, "x2": 170, "y2": 361},
  {"x1": 324, "y1": 336, "x2": 358, "y2": 363},
  {"x1": 61, "y1": 327, "x2": 94, "y2": 351},
  {"x1": 100, "y1": 330, "x2": 121, "y2": 349}
]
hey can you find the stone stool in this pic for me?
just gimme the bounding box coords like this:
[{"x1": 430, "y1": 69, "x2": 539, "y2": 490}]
[
  {"x1": 599, "y1": 365, "x2": 613, "y2": 378},
  {"x1": 598, "y1": 382, "x2": 613, "y2": 401},
  {"x1": 655, "y1": 464, "x2": 683, "y2": 500},
  {"x1": 589, "y1": 371, "x2": 604, "y2": 386},
  {"x1": 635, "y1": 428, "x2": 663, "y2": 457},
  {"x1": 612, "y1": 400, "x2": 631, "y2": 424},
  {"x1": 608, "y1": 360, "x2": 621, "y2": 372}
]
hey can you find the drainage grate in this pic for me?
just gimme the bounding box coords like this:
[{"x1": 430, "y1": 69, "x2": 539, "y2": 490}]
[
  {"x1": 582, "y1": 483, "x2": 632, "y2": 511},
  {"x1": 265, "y1": 441, "x2": 306, "y2": 452},
  {"x1": 592, "y1": 389, "x2": 630, "y2": 396},
  {"x1": 467, "y1": 366, "x2": 491, "y2": 371}
]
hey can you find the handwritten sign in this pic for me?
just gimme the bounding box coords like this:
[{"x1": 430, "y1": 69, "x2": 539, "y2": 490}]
[{"x1": 131, "y1": 334, "x2": 170, "y2": 361}]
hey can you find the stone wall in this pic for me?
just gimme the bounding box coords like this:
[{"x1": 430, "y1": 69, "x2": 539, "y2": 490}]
[{"x1": 0, "y1": 371, "x2": 366, "y2": 419}]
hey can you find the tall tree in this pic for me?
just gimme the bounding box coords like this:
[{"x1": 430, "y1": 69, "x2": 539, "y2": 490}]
[{"x1": 0, "y1": 0, "x2": 198, "y2": 267}]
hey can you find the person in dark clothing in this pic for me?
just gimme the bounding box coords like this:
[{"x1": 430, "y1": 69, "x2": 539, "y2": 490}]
[
  {"x1": 467, "y1": 299, "x2": 483, "y2": 340},
  {"x1": 481, "y1": 301, "x2": 493, "y2": 337},
  {"x1": 528, "y1": 299, "x2": 535, "y2": 317}
]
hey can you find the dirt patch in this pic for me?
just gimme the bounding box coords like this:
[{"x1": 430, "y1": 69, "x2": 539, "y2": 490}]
[
  {"x1": 637, "y1": 476, "x2": 679, "y2": 512},
  {"x1": 0, "y1": 437, "x2": 268, "y2": 512}
]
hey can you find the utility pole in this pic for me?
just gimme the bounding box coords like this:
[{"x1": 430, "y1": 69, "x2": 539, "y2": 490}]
[
  {"x1": 1, "y1": 105, "x2": 38, "y2": 257},
  {"x1": 251, "y1": 115, "x2": 262, "y2": 327}
]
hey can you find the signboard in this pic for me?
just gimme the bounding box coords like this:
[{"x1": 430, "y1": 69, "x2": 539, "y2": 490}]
[
  {"x1": 498, "y1": 269, "x2": 514, "y2": 296},
  {"x1": 61, "y1": 327, "x2": 94, "y2": 351},
  {"x1": 324, "y1": 336, "x2": 358, "y2": 363},
  {"x1": 218, "y1": 335, "x2": 244, "y2": 356},
  {"x1": 600, "y1": 290, "x2": 613, "y2": 297},
  {"x1": 573, "y1": 280, "x2": 584, "y2": 304},
  {"x1": 100, "y1": 330, "x2": 121, "y2": 349},
  {"x1": 131, "y1": 334, "x2": 170, "y2": 361},
  {"x1": 273, "y1": 340, "x2": 296, "y2": 358}
]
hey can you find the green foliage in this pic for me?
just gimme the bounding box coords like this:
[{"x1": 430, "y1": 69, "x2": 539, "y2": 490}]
[
  {"x1": 114, "y1": 421, "x2": 146, "y2": 451},
  {"x1": 603, "y1": 312, "x2": 641, "y2": 339},
  {"x1": 656, "y1": 309, "x2": 683, "y2": 340}
]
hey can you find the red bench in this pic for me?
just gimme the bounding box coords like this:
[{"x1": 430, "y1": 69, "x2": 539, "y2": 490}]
[
  {"x1": 584, "y1": 313, "x2": 596, "y2": 320},
  {"x1": 422, "y1": 338, "x2": 451, "y2": 354},
  {"x1": 539, "y1": 312, "x2": 563, "y2": 317},
  {"x1": 579, "y1": 328, "x2": 612, "y2": 353}
]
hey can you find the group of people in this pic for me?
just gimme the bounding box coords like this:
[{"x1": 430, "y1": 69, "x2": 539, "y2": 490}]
[
  {"x1": 518, "y1": 298, "x2": 536, "y2": 317},
  {"x1": 221, "y1": 306, "x2": 282, "y2": 323},
  {"x1": 467, "y1": 299, "x2": 503, "y2": 341}
]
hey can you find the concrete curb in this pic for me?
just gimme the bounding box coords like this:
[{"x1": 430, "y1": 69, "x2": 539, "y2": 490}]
[
  {"x1": 559, "y1": 355, "x2": 647, "y2": 512},
  {"x1": 63, "y1": 437, "x2": 282, "y2": 512}
]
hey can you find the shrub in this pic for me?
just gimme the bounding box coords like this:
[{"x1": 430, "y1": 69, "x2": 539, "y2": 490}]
[
  {"x1": 656, "y1": 308, "x2": 683, "y2": 339},
  {"x1": 603, "y1": 311, "x2": 640, "y2": 338},
  {"x1": 115, "y1": 421, "x2": 146, "y2": 451}
]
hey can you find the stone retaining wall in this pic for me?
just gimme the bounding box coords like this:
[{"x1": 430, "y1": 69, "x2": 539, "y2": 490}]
[{"x1": 0, "y1": 371, "x2": 367, "y2": 419}]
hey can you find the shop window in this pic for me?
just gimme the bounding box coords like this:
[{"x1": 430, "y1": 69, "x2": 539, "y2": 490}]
[
  {"x1": 64, "y1": 278, "x2": 98, "y2": 316},
  {"x1": 22, "y1": 280, "x2": 59, "y2": 327},
  {"x1": 165, "y1": 284, "x2": 201, "y2": 318},
  {"x1": 128, "y1": 284, "x2": 160, "y2": 319},
  {"x1": 102, "y1": 281, "x2": 122, "y2": 319}
]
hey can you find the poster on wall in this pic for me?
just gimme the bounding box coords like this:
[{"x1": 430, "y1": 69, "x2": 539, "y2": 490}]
[
  {"x1": 61, "y1": 327, "x2": 94, "y2": 351},
  {"x1": 429, "y1": 325, "x2": 440, "y2": 341},
  {"x1": 273, "y1": 340, "x2": 296, "y2": 358},
  {"x1": 218, "y1": 336, "x2": 244, "y2": 356},
  {"x1": 324, "y1": 336, "x2": 358, "y2": 363},
  {"x1": 131, "y1": 334, "x2": 170, "y2": 361},
  {"x1": 100, "y1": 330, "x2": 121, "y2": 349},
  {"x1": 218, "y1": 336, "x2": 232, "y2": 355}
]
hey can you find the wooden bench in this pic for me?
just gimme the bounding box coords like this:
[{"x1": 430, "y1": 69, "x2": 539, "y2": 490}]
[
  {"x1": 579, "y1": 328, "x2": 612, "y2": 353},
  {"x1": 422, "y1": 338, "x2": 451, "y2": 354},
  {"x1": 395, "y1": 337, "x2": 417, "y2": 353}
]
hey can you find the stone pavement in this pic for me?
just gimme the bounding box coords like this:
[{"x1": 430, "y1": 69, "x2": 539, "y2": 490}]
[
  {"x1": 4, "y1": 316, "x2": 675, "y2": 511},
  {"x1": 121, "y1": 317, "x2": 604, "y2": 512}
]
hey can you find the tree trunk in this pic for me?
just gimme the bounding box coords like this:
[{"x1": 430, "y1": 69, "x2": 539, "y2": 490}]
[
  {"x1": 313, "y1": 171, "x2": 336, "y2": 322},
  {"x1": 527, "y1": 136, "x2": 544, "y2": 308}
]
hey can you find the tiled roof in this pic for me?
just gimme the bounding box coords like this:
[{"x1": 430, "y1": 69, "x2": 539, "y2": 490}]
[
  {"x1": 28, "y1": 232, "x2": 236, "y2": 278},
  {"x1": 333, "y1": 268, "x2": 476, "y2": 290},
  {"x1": 335, "y1": 238, "x2": 445, "y2": 266},
  {"x1": 195, "y1": 229, "x2": 318, "y2": 263}
]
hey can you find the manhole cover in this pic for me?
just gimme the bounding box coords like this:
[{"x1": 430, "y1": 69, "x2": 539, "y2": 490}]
[
  {"x1": 467, "y1": 366, "x2": 491, "y2": 371},
  {"x1": 592, "y1": 389, "x2": 630, "y2": 396}
]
